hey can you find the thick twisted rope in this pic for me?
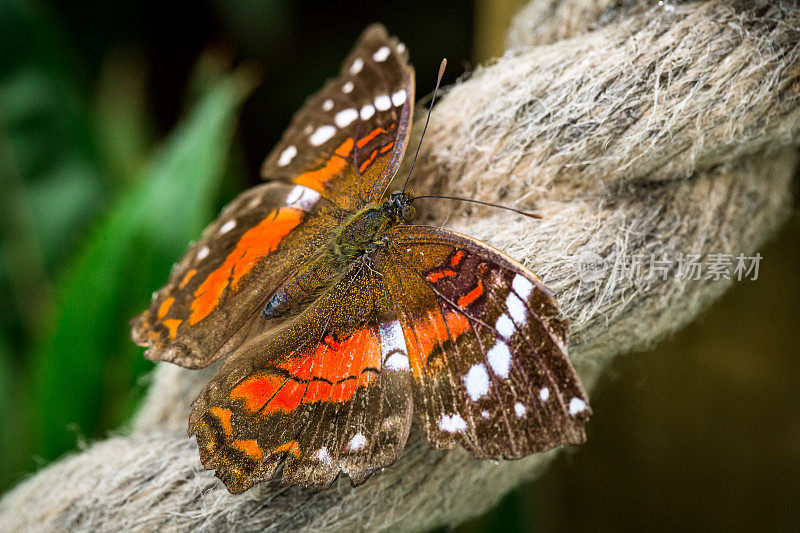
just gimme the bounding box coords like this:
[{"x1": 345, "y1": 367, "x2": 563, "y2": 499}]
[{"x1": 2, "y1": 1, "x2": 798, "y2": 530}]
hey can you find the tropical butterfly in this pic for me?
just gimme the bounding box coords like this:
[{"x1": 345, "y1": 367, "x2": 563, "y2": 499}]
[{"x1": 131, "y1": 24, "x2": 590, "y2": 494}]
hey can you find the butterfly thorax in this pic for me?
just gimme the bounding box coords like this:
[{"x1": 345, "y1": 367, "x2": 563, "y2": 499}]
[
  {"x1": 262, "y1": 192, "x2": 415, "y2": 320},
  {"x1": 331, "y1": 191, "x2": 415, "y2": 263}
]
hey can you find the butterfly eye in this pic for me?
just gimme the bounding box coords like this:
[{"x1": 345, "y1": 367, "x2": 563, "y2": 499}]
[{"x1": 401, "y1": 205, "x2": 416, "y2": 222}]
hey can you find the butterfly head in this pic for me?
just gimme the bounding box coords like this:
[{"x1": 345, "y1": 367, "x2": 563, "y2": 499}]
[{"x1": 385, "y1": 190, "x2": 416, "y2": 224}]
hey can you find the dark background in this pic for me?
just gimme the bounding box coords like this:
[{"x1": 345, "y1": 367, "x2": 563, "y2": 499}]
[{"x1": 1, "y1": 0, "x2": 798, "y2": 530}]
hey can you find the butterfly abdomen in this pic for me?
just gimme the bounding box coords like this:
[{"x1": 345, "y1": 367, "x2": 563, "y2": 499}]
[{"x1": 262, "y1": 254, "x2": 345, "y2": 320}]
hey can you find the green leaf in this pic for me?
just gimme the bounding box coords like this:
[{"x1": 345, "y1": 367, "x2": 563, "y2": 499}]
[{"x1": 30, "y1": 63, "x2": 257, "y2": 461}]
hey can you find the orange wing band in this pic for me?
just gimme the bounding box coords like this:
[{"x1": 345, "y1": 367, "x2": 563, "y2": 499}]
[
  {"x1": 457, "y1": 279, "x2": 484, "y2": 308},
  {"x1": 402, "y1": 310, "x2": 471, "y2": 378},
  {"x1": 179, "y1": 269, "x2": 197, "y2": 288},
  {"x1": 157, "y1": 297, "x2": 175, "y2": 319},
  {"x1": 230, "y1": 327, "x2": 381, "y2": 414},
  {"x1": 232, "y1": 439, "x2": 264, "y2": 461},
  {"x1": 274, "y1": 440, "x2": 301, "y2": 458},
  {"x1": 209, "y1": 406, "x2": 233, "y2": 436},
  {"x1": 426, "y1": 270, "x2": 456, "y2": 283},
  {"x1": 163, "y1": 318, "x2": 182, "y2": 339},
  {"x1": 293, "y1": 138, "x2": 354, "y2": 192},
  {"x1": 189, "y1": 207, "x2": 304, "y2": 325}
]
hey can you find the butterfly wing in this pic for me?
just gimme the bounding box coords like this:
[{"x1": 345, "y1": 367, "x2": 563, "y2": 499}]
[
  {"x1": 189, "y1": 262, "x2": 414, "y2": 492},
  {"x1": 375, "y1": 225, "x2": 590, "y2": 458},
  {"x1": 131, "y1": 25, "x2": 414, "y2": 368},
  {"x1": 260, "y1": 24, "x2": 414, "y2": 211}
]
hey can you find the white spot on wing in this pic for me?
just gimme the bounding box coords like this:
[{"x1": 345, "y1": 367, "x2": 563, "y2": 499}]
[
  {"x1": 309, "y1": 125, "x2": 336, "y2": 146},
  {"x1": 347, "y1": 433, "x2": 367, "y2": 451},
  {"x1": 372, "y1": 46, "x2": 390, "y2": 62},
  {"x1": 495, "y1": 314, "x2": 515, "y2": 339},
  {"x1": 380, "y1": 321, "x2": 409, "y2": 371},
  {"x1": 385, "y1": 353, "x2": 409, "y2": 371},
  {"x1": 196, "y1": 246, "x2": 210, "y2": 261},
  {"x1": 349, "y1": 58, "x2": 363, "y2": 74},
  {"x1": 277, "y1": 145, "x2": 297, "y2": 167},
  {"x1": 506, "y1": 291, "x2": 528, "y2": 326},
  {"x1": 464, "y1": 363, "x2": 490, "y2": 400},
  {"x1": 379, "y1": 321, "x2": 405, "y2": 355},
  {"x1": 569, "y1": 398, "x2": 587, "y2": 415},
  {"x1": 322, "y1": 99, "x2": 334, "y2": 111},
  {"x1": 514, "y1": 402, "x2": 526, "y2": 417},
  {"x1": 396, "y1": 43, "x2": 406, "y2": 54},
  {"x1": 360, "y1": 104, "x2": 375, "y2": 120},
  {"x1": 285, "y1": 185, "x2": 303, "y2": 205},
  {"x1": 313, "y1": 447, "x2": 331, "y2": 463},
  {"x1": 481, "y1": 410, "x2": 490, "y2": 418},
  {"x1": 285, "y1": 185, "x2": 320, "y2": 210},
  {"x1": 374, "y1": 94, "x2": 391, "y2": 111},
  {"x1": 539, "y1": 387, "x2": 550, "y2": 401},
  {"x1": 438, "y1": 413, "x2": 467, "y2": 433},
  {"x1": 487, "y1": 340, "x2": 511, "y2": 378},
  {"x1": 512, "y1": 274, "x2": 535, "y2": 300},
  {"x1": 218, "y1": 220, "x2": 236, "y2": 234},
  {"x1": 342, "y1": 81, "x2": 354, "y2": 93},
  {"x1": 334, "y1": 108, "x2": 358, "y2": 128},
  {"x1": 391, "y1": 89, "x2": 407, "y2": 107}
]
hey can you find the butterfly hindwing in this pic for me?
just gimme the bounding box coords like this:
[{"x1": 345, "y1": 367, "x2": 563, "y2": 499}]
[
  {"x1": 376, "y1": 225, "x2": 590, "y2": 458},
  {"x1": 189, "y1": 262, "x2": 413, "y2": 492},
  {"x1": 131, "y1": 25, "x2": 414, "y2": 368}
]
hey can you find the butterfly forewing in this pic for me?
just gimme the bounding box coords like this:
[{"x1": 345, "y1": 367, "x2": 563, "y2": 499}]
[
  {"x1": 189, "y1": 263, "x2": 414, "y2": 492},
  {"x1": 377, "y1": 225, "x2": 589, "y2": 458},
  {"x1": 130, "y1": 181, "x2": 345, "y2": 368},
  {"x1": 132, "y1": 24, "x2": 414, "y2": 368},
  {"x1": 260, "y1": 24, "x2": 414, "y2": 211}
]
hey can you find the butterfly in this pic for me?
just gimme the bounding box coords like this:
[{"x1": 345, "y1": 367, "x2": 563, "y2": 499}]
[{"x1": 131, "y1": 24, "x2": 590, "y2": 494}]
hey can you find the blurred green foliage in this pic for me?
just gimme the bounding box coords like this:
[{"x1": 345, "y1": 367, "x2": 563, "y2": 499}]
[{"x1": 0, "y1": 0, "x2": 255, "y2": 489}]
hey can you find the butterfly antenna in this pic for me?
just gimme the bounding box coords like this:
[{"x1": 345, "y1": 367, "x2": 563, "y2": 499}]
[
  {"x1": 402, "y1": 58, "x2": 447, "y2": 193},
  {"x1": 414, "y1": 195, "x2": 542, "y2": 219}
]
